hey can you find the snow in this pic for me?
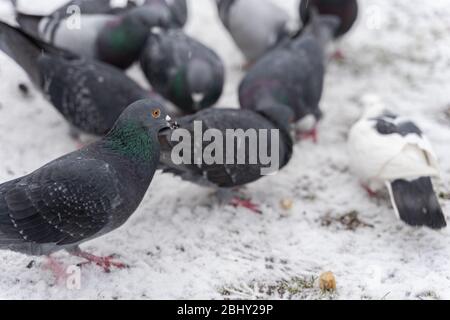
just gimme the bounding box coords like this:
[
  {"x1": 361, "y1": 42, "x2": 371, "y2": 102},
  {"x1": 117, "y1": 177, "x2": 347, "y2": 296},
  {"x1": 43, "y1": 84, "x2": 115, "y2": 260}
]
[{"x1": 0, "y1": 0, "x2": 450, "y2": 300}]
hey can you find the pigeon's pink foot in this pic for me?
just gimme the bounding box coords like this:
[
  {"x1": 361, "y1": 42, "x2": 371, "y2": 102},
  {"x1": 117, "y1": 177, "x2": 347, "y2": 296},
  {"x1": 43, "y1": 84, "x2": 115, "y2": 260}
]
[
  {"x1": 230, "y1": 197, "x2": 262, "y2": 214},
  {"x1": 73, "y1": 251, "x2": 128, "y2": 273},
  {"x1": 75, "y1": 141, "x2": 85, "y2": 150},
  {"x1": 361, "y1": 184, "x2": 378, "y2": 198},
  {"x1": 241, "y1": 61, "x2": 255, "y2": 71},
  {"x1": 332, "y1": 49, "x2": 345, "y2": 61},
  {"x1": 43, "y1": 257, "x2": 68, "y2": 284},
  {"x1": 296, "y1": 127, "x2": 318, "y2": 143}
]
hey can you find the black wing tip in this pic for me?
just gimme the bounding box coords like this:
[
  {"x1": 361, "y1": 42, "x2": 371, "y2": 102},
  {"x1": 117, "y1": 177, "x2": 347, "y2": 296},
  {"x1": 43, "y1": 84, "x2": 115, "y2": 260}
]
[
  {"x1": 390, "y1": 177, "x2": 447, "y2": 230},
  {"x1": 399, "y1": 208, "x2": 447, "y2": 230}
]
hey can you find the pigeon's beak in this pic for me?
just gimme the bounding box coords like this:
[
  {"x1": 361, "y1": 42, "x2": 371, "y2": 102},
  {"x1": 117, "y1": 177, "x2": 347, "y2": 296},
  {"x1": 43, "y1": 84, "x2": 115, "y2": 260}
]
[{"x1": 166, "y1": 115, "x2": 179, "y2": 130}]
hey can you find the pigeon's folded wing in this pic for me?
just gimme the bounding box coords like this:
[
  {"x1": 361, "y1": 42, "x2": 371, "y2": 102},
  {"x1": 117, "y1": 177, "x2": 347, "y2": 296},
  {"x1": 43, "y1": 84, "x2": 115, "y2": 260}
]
[
  {"x1": 348, "y1": 119, "x2": 440, "y2": 182},
  {"x1": 0, "y1": 159, "x2": 120, "y2": 246}
]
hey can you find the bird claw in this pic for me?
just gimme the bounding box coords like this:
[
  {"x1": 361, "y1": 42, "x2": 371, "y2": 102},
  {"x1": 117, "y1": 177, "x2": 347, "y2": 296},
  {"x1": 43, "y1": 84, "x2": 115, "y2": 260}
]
[
  {"x1": 230, "y1": 197, "x2": 262, "y2": 214},
  {"x1": 74, "y1": 252, "x2": 128, "y2": 273},
  {"x1": 361, "y1": 184, "x2": 378, "y2": 198},
  {"x1": 43, "y1": 257, "x2": 69, "y2": 285},
  {"x1": 331, "y1": 49, "x2": 345, "y2": 61},
  {"x1": 296, "y1": 127, "x2": 318, "y2": 143}
]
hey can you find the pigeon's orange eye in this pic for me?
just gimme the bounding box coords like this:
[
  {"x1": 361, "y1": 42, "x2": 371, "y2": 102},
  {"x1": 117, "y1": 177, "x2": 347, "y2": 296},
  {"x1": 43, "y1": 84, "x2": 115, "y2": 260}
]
[{"x1": 152, "y1": 109, "x2": 161, "y2": 119}]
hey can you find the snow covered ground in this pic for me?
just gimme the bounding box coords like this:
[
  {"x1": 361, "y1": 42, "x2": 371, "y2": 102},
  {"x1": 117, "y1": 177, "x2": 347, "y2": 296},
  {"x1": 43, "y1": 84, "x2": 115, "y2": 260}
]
[{"x1": 0, "y1": 0, "x2": 449, "y2": 300}]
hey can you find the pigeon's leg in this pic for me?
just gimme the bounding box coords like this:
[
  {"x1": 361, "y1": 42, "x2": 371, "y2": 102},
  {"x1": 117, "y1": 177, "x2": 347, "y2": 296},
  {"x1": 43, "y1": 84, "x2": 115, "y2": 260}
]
[
  {"x1": 230, "y1": 196, "x2": 262, "y2": 214},
  {"x1": 361, "y1": 184, "x2": 378, "y2": 198},
  {"x1": 69, "y1": 247, "x2": 128, "y2": 273},
  {"x1": 69, "y1": 126, "x2": 85, "y2": 149},
  {"x1": 296, "y1": 127, "x2": 318, "y2": 143},
  {"x1": 240, "y1": 60, "x2": 255, "y2": 71},
  {"x1": 43, "y1": 256, "x2": 68, "y2": 284},
  {"x1": 331, "y1": 49, "x2": 345, "y2": 61},
  {"x1": 215, "y1": 189, "x2": 262, "y2": 214}
]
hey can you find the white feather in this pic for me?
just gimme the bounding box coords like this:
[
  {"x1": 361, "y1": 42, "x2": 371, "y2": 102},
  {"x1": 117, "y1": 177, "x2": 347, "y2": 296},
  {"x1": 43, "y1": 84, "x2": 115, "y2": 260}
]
[{"x1": 347, "y1": 99, "x2": 439, "y2": 191}]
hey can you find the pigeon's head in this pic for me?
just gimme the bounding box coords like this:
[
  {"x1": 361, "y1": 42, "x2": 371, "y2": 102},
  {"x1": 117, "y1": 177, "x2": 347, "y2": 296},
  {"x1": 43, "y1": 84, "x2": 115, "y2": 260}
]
[
  {"x1": 113, "y1": 99, "x2": 178, "y2": 137},
  {"x1": 125, "y1": 5, "x2": 172, "y2": 29},
  {"x1": 301, "y1": 7, "x2": 341, "y2": 47}
]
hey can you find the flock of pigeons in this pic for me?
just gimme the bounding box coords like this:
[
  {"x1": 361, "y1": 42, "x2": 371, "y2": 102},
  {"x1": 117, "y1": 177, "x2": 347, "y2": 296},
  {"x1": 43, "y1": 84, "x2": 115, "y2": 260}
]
[{"x1": 0, "y1": 0, "x2": 446, "y2": 275}]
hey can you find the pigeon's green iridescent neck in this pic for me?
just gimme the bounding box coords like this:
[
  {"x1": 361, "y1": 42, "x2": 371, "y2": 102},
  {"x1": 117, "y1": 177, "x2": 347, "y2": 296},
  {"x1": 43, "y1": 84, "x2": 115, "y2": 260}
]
[
  {"x1": 107, "y1": 21, "x2": 147, "y2": 52},
  {"x1": 170, "y1": 68, "x2": 187, "y2": 100},
  {"x1": 106, "y1": 121, "x2": 156, "y2": 162}
]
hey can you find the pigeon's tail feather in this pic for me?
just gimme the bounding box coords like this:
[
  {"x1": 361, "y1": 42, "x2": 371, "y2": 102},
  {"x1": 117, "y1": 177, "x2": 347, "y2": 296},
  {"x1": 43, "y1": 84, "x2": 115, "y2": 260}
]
[
  {"x1": 387, "y1": 177, "x2": 447, "y2": 230},
  {"x1": 0, "y1": 21, "x2": 43, "y2": 86}
]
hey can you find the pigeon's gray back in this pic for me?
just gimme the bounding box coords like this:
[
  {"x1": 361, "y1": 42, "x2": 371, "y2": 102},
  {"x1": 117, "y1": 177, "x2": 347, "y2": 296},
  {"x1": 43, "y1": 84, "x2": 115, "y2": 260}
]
[{"x1": 159, "y1": 109, "x2": 292, "y2": 188}]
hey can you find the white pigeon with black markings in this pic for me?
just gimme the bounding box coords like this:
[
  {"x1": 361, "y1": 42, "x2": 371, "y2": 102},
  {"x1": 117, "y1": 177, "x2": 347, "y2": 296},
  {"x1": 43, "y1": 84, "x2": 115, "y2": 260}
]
[{"x1": 348, "y1": 95, "x2": 446, "y2": 230}]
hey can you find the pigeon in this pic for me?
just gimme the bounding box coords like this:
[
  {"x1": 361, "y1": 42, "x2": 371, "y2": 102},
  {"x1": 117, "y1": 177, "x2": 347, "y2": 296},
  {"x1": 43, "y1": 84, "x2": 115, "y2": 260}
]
[
  {"x1": 12, "y1": 0, "x2": 174, "y2": 69},
  {"x1": 44, "y1": 0, "x2": 188, "y2": 29},
  {"x1": 348, "y1": 96, "x2": 447, "y2": 230},
  {"x1": 158, "y1": 107, "x2": 293, "y2": 212},
  {"x1": 215, "y1": 0, "x2": 290, "y2": 64},
  {"x1": 299, "y1": 0, "x2": 358, "y2": 38},
  {"x1": 239, "y1": 12, "x2": 340, "y2": 142},
  {"x1": 140, "y1": 29, "x2": 225, "y2": 114},
  {"x1": 0, "y1": 22, "x2": 159, "y2": 137},
  {"x1": 162, "y1": 0, "x2": 189, "y2": 28},
  {"x1": 0, "y1": 99, "x2": 177, "y2": 271}
]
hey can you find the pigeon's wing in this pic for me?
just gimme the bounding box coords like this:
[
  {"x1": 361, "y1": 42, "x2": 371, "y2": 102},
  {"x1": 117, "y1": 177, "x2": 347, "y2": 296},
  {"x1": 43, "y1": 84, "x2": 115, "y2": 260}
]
[
  {"x1": 348, "y1": 115, "x2": 439, "y2": 184},
  {"x1": 159, "y1": 109, "x2": 290, "y2": 188},
  {"x1": 0, "y1": 158, "x2": 121, "y2": 247},
  {"x1": 375, "y1": 117, "x2": 440, "y2": 180}
]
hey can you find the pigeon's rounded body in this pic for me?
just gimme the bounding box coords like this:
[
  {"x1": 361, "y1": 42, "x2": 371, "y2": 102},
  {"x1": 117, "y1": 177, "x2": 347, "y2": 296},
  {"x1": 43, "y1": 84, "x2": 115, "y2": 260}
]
[
  {"x1": 158, "y1": 108, "x2": 293, "y2": 188},
  {"x1": 216, "y1": 0, "x2": 289, "y2": 62},
  {"x1": 40, "y1": 54, "x2": 152, "y2": 135},
  {"x1": 0, "y1": 100, "x2": 175, "y2": 256},
  {"x1": 239, "y1": 34, "x2": 325, "y2": 125},
  {"x1": 140, "y1": 29, "x2": 225, "y2": 114},
  {"x1": 299, "y1": 0, "x2": 358, "y2": 38},
  {"x1": 0, "y1": 22, "x2": 157, "y2": 136},
  {"x1": 239, "y1": 13, "x2": 340, "y2": 133},
  {"x1": 348, "y1": 97, "x2": 446, "y2": 229},
  {"x1": 348, "y1": 113, "x2": 439, "y2": 191},
  {"x1": 14, "y1": 1, "x2": 176, "y2": 69}
]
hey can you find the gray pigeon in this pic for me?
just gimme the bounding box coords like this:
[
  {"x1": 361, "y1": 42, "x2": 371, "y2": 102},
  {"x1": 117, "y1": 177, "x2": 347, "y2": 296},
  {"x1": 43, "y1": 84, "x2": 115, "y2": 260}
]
[
  {"x1": 12, "y1": 0, "x2": 174, "y2": 69},
  {"x1": 0, "y1": 22, "x2": 161, "y2": 137},
  {"x1": 158, "y1": 107, "x2": 293, "y2": 212},
  {"x1": 215, "y1": 0, "x2": 290, "y2": 63},
  {"x1": 45, "y1": 0, "x2": 188, "y2": 28},
  {"x1": 140, "y1": 29, "x2": 225, "y2": 114},
  {"x1": 239, "y1": 12, "x2": 340, "y2": 141},
  {"x1": 0, "y1": 100, "x2": 177, "y2": 271}
]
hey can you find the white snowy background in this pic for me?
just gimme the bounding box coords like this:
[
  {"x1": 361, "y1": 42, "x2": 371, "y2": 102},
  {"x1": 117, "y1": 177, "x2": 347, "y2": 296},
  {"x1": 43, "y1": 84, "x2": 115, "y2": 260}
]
[{"x1": 0, "y1": 0, "x2": 449, "y2": 300}]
